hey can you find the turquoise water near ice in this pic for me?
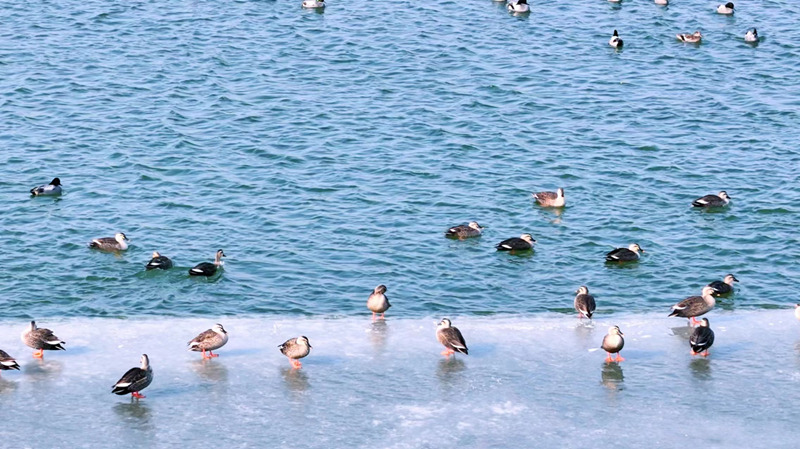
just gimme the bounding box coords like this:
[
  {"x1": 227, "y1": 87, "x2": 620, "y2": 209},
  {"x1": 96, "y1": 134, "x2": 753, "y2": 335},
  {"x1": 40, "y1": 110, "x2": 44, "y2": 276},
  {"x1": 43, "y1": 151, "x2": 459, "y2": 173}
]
[{"x1": 2, "y1": 0, "x2": 799, "y2": 319}]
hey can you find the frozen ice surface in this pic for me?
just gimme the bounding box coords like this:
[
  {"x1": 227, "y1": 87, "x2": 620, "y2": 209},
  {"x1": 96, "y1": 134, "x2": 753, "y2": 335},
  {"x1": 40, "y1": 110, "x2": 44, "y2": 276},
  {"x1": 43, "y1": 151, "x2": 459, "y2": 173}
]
[{"x1": 1, "y1": 310, "x2": 799, "y2": 448}]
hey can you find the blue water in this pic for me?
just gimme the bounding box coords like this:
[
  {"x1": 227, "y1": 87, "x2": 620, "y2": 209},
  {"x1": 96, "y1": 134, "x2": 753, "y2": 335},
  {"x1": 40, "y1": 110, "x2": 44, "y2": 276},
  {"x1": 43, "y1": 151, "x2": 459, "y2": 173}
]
[{"x1": 2, "y1": 0, "x2": 800, "y2": 447}]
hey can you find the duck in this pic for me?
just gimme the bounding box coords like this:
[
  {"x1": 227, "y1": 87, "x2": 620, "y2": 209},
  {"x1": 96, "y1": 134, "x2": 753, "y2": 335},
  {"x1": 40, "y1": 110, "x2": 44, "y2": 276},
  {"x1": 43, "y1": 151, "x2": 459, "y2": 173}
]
[
  {"x1": 0, "y1": 350, "x2": 20, "y2": 371},
  {"x1": 669, "y1": 286, "x2": 717, "y2": 324},
  {"x1": 29, "y1": 178, "x2": 62, "y2": 196},
  {"x1": 279, "y1": 336, "x2": 312, "y2": 369},
  {"x1": 112, "y1": 354, "x2": 153, "y2": 399},
  {"x1": 601, "y1": 326, "x2": 625, "y2": 362},
  {"x1": 189, "y1": 249, "x2": 225, "y2": 277},
  {"x1": 302, "y1": 0, "x2": 324, "y2": 8},
  {"x1": 532, "y1": 188, "x2": 565, "y2": 207},
  {"x1": 690, "y1": 318, "x2": 715, "y2": 356},
  {"x1": 367, "y1": 285, "x2": 391, "y2": 321},
  {"x1": 605, "y1": 243, "x2": 644, "y2": 262},
  {"x1": 188, "y1": 324, "x2": 229, "y2": 359},
  {"x1": 707, "y1": 274, "x2": 738, "y2": 296},
  {"x1": 692, "y1": 191, "x2": 731, "y2": 208},
  {"x1": 507, "y1": 0, "x2": 529, "y2": 13},
  {"x1": 89, "y1": 232, "x2": 129, "y2": 252},
  {"x1": 145, "y1": 251, "x2": 173, "y2": 271},
  {"x1": 21, "y1": 321, "x2": 65, "y2": 359},
  {"x1": 609, "y1": 30, "x2": 624, "y2": 48},
  {"x1": 744, "y1": 28, "x2": 758, "y2": 43},
  {"x1": 496, "y1": 234, "x2": 536, "y2": 252},
  {"x1": 445, "y1": 222, "x2": 484, "y2": 239},
  {"x1": 716, "y1": 2, "x2": 734, "y2": 14},
  {"x1": 677, "y1": 31, "x2": 703, "y2": 43},
  {"x1": 655, "y1": 0, "x2": 668, "y2": 5},
  {"x1": 436, "y1": 318, "x2": 468, "y2": 357},
  {"x1": 574, "y1": 286, "x2": 596, "y2": 319}
]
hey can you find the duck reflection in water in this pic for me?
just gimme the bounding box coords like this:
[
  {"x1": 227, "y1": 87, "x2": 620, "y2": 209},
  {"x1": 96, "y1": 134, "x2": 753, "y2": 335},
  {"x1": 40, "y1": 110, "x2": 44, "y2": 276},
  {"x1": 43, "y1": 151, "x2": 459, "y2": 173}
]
[
  {"x1": 281, "y1": 366, "x2": 310, "y2": 393},
  {"x1": 369, "y1": 320, "x2": 389, "y2": 353},
  {"x1": 601, "y1": 362, "x2": 624, "y2": 390}
]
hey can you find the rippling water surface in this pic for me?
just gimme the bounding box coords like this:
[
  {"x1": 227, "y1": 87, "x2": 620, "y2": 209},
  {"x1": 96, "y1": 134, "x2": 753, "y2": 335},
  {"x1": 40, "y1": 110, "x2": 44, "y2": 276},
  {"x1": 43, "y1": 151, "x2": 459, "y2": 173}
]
[{"x1": 3, "y1": 0, "x2": 800, "y2": 318}]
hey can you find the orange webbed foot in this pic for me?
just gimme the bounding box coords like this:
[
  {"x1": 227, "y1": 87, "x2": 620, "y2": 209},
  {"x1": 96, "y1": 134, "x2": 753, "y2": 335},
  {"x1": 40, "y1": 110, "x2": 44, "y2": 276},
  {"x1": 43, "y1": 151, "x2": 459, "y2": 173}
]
[
  {"x1": 33, "y1": 350, "x2": 43, "y2": 359},
  {"x1": 132, "y1": 392, "x2": 146, "y2": 399},
  {"x1": 614, "y1": 355, "x2": 625, "y2": 362}
]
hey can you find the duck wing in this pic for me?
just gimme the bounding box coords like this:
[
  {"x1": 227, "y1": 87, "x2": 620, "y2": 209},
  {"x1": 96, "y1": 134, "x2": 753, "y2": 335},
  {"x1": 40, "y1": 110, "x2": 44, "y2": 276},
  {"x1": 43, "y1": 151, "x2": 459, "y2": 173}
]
[
  {"x1": 112, "y1": 367, "x2": 152, "y2": 394},
  {"x1": 438, "y1": 327, "x2": 468, "y2": 354}
]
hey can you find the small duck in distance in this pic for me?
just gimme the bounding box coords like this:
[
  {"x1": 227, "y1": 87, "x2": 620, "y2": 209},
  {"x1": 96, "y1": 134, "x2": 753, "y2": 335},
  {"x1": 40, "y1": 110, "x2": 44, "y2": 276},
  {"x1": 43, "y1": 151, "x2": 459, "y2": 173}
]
[
  {"x1": 445, "y1": 222, "x2": 484, "y2": 239},
  {"x1": 367, "y1": 285, "x2": 391, "y2": 321},
  {"x1": 188, "y1": 324, "x2": 229, "y2": 359},
  {"x1": 655, "y1": 0, "x2": 668, "y2": 5},
  {"x1": 146, "y1": 251, "x2": 173, "y2": 271},
  {"x1": 716, "y1": 2, "x2": 734, "y2": 14},
  {"x1": 605, "y1": 243, "x2": 644, "y2": 262},
  {"x1": 189, "y1": 249, "x2": 225, "y2": 277},
  {"x1": 707, "y1": 274, "x2": 738, "y2": 296},
  {"x1": 89, "y1": 232, "x2": 129, "y2": 252},
  {"x1": 302, "y1": 0, "x2": 324, "y2": 8},
  {"x1": 436, "y1": 318, "x2": 468, "y2": 357},
  {"x1": 677, "y1": 31, "x2": 702, "y2": 43},
  {"x1": 532, "y1": 188, "x2": 565, "y2": 208},
  {"x1": 601, "y1": 326, "x2": 625, "y2": 362},
  {"x1": 279, "y1": 336, "x2": 312, "y2": 369},
  {"x1": 507, "y1": 0, "x2": 529, "y2": 13},
  {"x1": 574, "y1": 286, "x2": 596, "y2": 319},
  {"x1": 609, "y1": 30, "x2": 624, "y2": 48},
  {"x1": 112, "y1": 354, "x2": 153, "y2": 399},
  {"x1": 692, "y1": 191, "x2": 731, "y2": 208},
  {"x1": 30, "y1": 178, "x2": 62, "y2": 196},
  {"x1": 744, "y1": 28, "x2": 758, "y2": 43},
  {"x1": 496, "y1": 234, "x2": 536, "y2": 252}
]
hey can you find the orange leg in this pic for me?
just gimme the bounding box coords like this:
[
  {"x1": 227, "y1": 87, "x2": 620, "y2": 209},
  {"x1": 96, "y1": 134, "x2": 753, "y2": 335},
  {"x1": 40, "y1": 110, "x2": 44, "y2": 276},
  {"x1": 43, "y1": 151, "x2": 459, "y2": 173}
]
[
  {"x1": 690, "y1": 317, "x2": 700, "y2": 325},
  {"x1": 441, "y1": 349, "x2": 454, "y2": 357},
  {"x1": 132, "y1": 392, "x2": 146, "y2": 399},
  {"x1": 690, "y1": 350, "x2": 698, "y2": 356},
  {"x1": 33, "y1": 349, "x2": 43, "y2": 359},
  {"x1": 702, "y1": 350, "x2": 710, "y2": 357},
  {"x1": 371, "y1": 312, "x2": 377, "y2": 321},
  {"x1": 206, "y1": 351, "x2": 219, "y2": 358},
  {"x1": 380, "y1": 313, "x2": 386, "y2": 320},
  {"x1": 614, "y1": 354, "x2": 625, "y2": 362},
  {"x1": 290, "y1": 358, "x2": 302, "y2": 369},
  {"x1": 605, "y1": 352, "x2": 613, "y2": 363}
]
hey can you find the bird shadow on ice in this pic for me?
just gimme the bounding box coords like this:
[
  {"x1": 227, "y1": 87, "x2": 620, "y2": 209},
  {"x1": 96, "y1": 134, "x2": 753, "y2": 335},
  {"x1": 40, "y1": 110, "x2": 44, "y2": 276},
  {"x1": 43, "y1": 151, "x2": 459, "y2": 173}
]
[
  {"x1": 689, "y1": 358, "x2": 712, "y2": 380},
  {"x1": 600, "y1": 362, "x2": 624, "y2": 391},
  {"x1": 436, "y1": 357, "x2": 467, "y2": 390},
  {"x1": 369, "y1": 320, "x2": 388, "y2": 353},
  {"x1": 23, "y1": 359, "x2": 63, "y2": 380},
  {"x1": 281, "y1": 367, "x2": 310, "y2": 393},
  {"x1": 0, "y1": 377, "x2": 19, "y2": 395},
  {"x1": 191, "y1": 359, "x2": 229, "y2": 383},
  {"x1": 669, "y1": 325, "x2": 693, "y2": 339},
  {"x1": 113, "y1": 401, "x2": 153, "y2": 430}
]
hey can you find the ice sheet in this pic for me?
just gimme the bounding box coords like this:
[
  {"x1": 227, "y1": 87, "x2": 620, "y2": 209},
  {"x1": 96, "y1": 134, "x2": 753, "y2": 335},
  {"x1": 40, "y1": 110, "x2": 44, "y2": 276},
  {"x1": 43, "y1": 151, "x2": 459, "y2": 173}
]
[{"x1": 1, "y1": 310, "x2": 799, "y2": 448}]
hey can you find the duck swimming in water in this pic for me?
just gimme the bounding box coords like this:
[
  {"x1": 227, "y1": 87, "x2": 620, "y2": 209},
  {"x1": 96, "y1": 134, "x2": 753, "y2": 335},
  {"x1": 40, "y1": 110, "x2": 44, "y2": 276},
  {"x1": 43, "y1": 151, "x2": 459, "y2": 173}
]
[
  {"x1": 30, "y1": 178, "x2": 62, "y2": 196},
  {"x1": 609, "y1": 30, "x2": 624, "y2": 48},
  {"x1": 367, "y1": 285, "x2": 391, "y2": 321},
  {"x1": 279, "y1": 336, "x2": 312, "y2": 369},
  {"x1": 669, "y1": 286, "x2": 716, "y2": 324},
  {"x1": 605, "y1": 243, "x2": 643, "y2": 262},
  {"x1": 89, "y1": 232, "x2": 129, "y2": 252},
  {"x1": 601, "y1": 326, "x2": 625, "y2": 362},
  {"x1": 707, "y1": 274, "x2": 738, "y2": 296},
  {"x1": 445, "y1": 222, "x2": 484, "y2": 239},
  {"x1": 507, "y1": 0, "x2": 529, "y2": 13},
  {"x1": 532, "y1": 188, "x2": 565, "y2": 208},
  {"x1": 692, "y1": 191, "x2": 730, "y2": 208},
  {"x1": 496, "y1": 234, "x2": 536, "y2": 252},
  {"x1": 436, "y1": 318, "x2": 468, "y2": 357},
  {"x1": 677, "y1": 31, "x2": 702, "y2": 43},
  {"x1": 188, "y1": 324, "x2": 229, "y2": 359},
  {"x1": 145, "y1": 251, "x2": 173, "y2": 271},
  {"x1": 302, "y1": 0, "x2": 324, "y2": 8},
  {"x1": 112, "y1": 354, "x2": 153, "y2": 399},
  {"x1": 189, "y1": 249, "x2": 225, "y2": 277},
  {"x1": 716, "y1": 2, "x2": 734, "y2": 14},
  {"x1": 744, "y1": 28, "x2": 758, "y2": 43},
  {"x1": 21, "y1": 321, "x2": 65, "y2": 359},
  {"x1": 690, "y1": 318, "x2": 715, "y2": 356}
]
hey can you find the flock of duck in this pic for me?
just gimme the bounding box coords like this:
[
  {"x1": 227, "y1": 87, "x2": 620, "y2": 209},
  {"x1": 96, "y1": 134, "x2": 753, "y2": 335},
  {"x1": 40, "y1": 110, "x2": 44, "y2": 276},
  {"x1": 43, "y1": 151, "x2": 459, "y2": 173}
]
[
  {"x1": 6, "y1": 179, "x2": 797, "y2": 400},
  {"x1": 298, "y1": 0, "x2": 760, "y2": 47}
]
